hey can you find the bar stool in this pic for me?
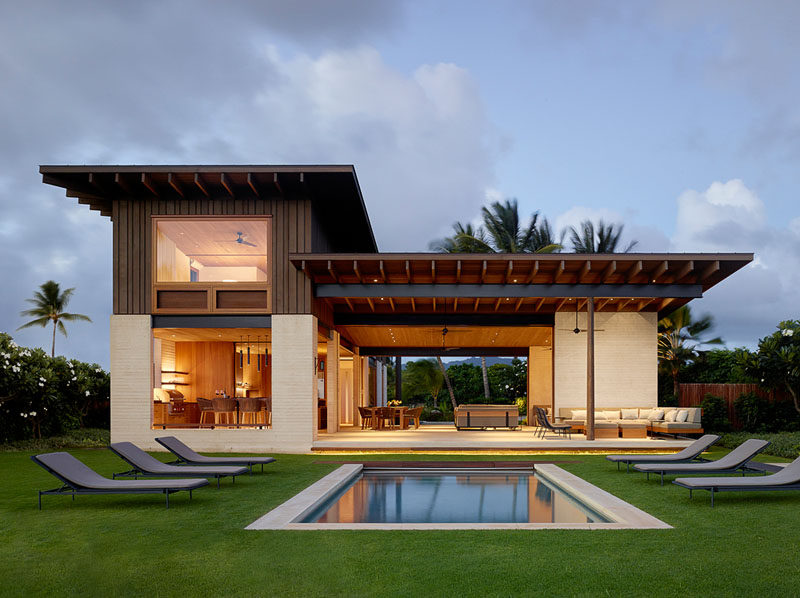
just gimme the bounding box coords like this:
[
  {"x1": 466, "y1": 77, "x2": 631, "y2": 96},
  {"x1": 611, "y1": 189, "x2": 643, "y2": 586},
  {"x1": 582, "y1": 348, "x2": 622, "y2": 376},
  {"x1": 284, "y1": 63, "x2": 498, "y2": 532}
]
[
  {"x1": 238, "y1": 398, "x2": 261, "y2": 426},
  {"x1": 212, "y1": 397, "x2": 237, "y2": 425},
  {"x1": 196, "y1": 397, "x2": 215, "y2": 425},
  {"x1": 257, "y1": 397, "x2": 272, "y2": 426}
]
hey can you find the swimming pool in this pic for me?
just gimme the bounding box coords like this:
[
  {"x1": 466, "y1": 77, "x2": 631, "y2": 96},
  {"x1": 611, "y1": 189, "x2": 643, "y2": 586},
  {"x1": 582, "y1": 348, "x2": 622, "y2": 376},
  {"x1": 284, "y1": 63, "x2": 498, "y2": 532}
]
[
  {"x1": 247, "y1": 464, "x2": 671, "y2": 530},
  {"x1": 301, "y1": 469, "x2": 608, "y2": 524}
]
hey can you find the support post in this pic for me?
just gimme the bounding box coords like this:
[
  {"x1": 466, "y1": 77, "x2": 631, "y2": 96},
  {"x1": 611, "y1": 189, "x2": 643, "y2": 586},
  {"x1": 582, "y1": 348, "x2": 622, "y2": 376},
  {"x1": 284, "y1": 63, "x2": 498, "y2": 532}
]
[
  {"x1": 586, "y1": 296, "x2": 595, "y2": 441},
  {"x1": 395, "y1": 355, "x2": 402, "y2": 404}
]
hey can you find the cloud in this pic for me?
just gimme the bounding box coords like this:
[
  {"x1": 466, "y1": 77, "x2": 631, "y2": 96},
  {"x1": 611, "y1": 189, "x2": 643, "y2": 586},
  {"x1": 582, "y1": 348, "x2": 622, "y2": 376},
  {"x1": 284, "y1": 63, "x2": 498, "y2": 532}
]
[
  {"x1": 0, "y1": 3, "x2": 497, "y2": 366},
  {"x1": 553, "y1": 206, "x2": 649, "y2": 250},
  {"x1": 670, "y1": 179, "x2": 800, "y2": 347}
]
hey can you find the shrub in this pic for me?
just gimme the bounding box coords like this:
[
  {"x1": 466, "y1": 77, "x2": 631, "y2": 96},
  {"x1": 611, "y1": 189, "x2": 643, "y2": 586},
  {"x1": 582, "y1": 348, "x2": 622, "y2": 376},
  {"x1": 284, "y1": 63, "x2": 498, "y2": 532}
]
[
  {"x1": 734, "y1": 392, "x2": 770, "y2": 432},
  {"x1": 659, "y1": 393, "x2": 678, "y2": 408},
  {"x1": 0, "y1": 333, "x2": 109, "y2": 442},
  {"x1": 719, "y1": 432, "x2": 800, "y2": 460},
  {"x1": 700, "y1": 393, "x2": 730, "y2": 432}
]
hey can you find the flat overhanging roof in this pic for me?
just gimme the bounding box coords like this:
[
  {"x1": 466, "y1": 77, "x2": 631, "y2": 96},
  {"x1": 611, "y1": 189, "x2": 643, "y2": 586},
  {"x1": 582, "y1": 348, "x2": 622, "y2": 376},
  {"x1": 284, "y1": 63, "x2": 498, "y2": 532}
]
[
  {"x1": 39, "y1": 164, "x2": 378, "y2": 253},
  {"x1": 291, "y1": 252, "x2": 752, "y2": 319}
]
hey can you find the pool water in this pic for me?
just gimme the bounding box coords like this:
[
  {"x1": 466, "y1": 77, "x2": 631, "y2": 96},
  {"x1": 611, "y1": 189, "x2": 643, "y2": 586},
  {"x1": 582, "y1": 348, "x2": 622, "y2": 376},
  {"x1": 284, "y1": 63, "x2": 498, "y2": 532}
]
[{"x1": 301, "y1": 469, "x2": 609, "y2": 524}]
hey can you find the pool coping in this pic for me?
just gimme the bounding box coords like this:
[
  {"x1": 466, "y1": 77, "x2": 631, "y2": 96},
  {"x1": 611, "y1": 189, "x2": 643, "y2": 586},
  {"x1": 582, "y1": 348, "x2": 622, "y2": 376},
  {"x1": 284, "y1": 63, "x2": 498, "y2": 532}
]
[{"x1": 246, "y1": 464, "x2": 671, "y2": 530}]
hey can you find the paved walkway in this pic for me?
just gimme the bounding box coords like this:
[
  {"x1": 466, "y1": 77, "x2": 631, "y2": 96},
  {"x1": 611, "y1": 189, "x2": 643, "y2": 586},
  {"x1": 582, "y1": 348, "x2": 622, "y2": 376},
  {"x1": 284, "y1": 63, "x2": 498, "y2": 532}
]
[{"x1": 312, "y1": 424, "x2": 693, "y2": 453}]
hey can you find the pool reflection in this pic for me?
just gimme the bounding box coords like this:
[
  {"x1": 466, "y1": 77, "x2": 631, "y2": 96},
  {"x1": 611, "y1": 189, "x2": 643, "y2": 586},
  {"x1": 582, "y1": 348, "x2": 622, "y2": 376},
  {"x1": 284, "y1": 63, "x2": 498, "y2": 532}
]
[{"x1": 311, "y1": 472, "x2": 605, "y2": 524}]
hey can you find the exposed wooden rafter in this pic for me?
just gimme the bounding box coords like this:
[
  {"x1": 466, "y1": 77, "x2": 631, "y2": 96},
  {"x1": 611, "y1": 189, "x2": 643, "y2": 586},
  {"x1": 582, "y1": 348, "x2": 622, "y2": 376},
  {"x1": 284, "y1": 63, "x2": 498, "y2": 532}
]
[
  {"x1": 527, "y1": 260, "x2": 539, "y2": 283},
  {"x1": 554, "y1": 260, "x2": 565, "y2": 283},
  {"x1": 193, "y1": 173, "x2": 209, "y2": 197},
  {"x1": 247, "y1": 173, "x2": 260, "y2": 197},
  {"x1": 327, "y1": 260, "x2": 338, "y2": 283},
  {"x1": 220, "y1": 173, "x2": 234, "y2": 197},
  {"x1": 650, "y1": 260, "x2": 668, "y2": 283},
  {"x1": 626, "y1": 260, "x2": 642, "y2": 283},
  {"x1": 601, "y1": 260, "x2": 616, "y2": 282},
  {"x1": 674, "y1": 260, "x2": 694, "y2": 282},
  {"x1": 577, "y1": 260, "x2": 591, "y2": 283},
  {"x1": 167, "y1": 173, "x2": 184, "y2": 198},
  {"x1": 141, "y1": 173, "x2": 158, "y2": 196}
]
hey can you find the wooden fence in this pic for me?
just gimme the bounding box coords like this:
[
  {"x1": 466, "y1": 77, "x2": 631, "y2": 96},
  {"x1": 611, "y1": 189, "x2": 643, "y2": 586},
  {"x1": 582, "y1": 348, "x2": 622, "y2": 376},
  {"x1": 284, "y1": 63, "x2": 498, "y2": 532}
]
[{"x1": 678, "y1": 383, "x2": 786, "y2": 429}]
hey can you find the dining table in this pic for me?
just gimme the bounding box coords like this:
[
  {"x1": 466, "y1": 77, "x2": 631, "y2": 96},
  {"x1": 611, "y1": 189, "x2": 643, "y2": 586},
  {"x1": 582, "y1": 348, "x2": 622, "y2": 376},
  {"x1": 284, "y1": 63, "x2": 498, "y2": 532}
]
[{"x1": 368, "y1": 406, "x2": 408, "y2": 430}]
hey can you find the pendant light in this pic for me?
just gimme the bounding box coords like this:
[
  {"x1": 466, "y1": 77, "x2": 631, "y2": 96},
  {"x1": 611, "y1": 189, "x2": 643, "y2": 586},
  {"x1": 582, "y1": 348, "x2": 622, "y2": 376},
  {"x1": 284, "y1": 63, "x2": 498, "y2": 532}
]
[
  {"x1": 247, "y1": 334, "x2": 251, "y2": 365},
  {"x1": 256, "y1": 335, "x2": 261, "y2": 372}
]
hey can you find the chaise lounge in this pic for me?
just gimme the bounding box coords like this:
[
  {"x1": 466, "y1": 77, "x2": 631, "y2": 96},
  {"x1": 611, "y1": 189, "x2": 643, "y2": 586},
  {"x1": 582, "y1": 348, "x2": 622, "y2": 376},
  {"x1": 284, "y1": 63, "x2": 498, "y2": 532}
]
[
  {"x1": 31, "y1": 452, "x2": 208, "y2": 509},
  {"x1": 634, "y1": 438, "x2": 770, "y2": 485},
  {"x1": 109, "y1": 442, "x2": 249, "y2": 488},
  {"x1": 155, "y1": 436, "x2": 277, "y2": 472},
  {"x1": 673, "y1": 455, "x2": 800, "y2": 506},
  {"x1": 606, "y1": 434, "x2": 720, "y2": 472}
]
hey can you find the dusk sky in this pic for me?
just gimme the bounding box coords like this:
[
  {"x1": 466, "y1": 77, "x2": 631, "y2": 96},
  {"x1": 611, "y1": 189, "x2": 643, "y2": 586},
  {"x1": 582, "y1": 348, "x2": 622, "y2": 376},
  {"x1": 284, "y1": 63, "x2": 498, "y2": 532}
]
[{"x1": 1, "y1": 1, "x2": 798, "y2": 368}]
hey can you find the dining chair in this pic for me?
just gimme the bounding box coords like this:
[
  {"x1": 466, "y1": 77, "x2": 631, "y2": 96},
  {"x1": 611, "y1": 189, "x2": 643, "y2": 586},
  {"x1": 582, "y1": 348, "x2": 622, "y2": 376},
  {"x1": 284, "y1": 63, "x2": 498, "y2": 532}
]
[
  {"x1": 196, "y1": 397, "x2": 215, "y2": 425},
  {"x1": 357, "y1": 406, "x2": 374, "y2": 429},
  {"x1": 238, "y1": 397, "x2": 262, "y2": 425}
]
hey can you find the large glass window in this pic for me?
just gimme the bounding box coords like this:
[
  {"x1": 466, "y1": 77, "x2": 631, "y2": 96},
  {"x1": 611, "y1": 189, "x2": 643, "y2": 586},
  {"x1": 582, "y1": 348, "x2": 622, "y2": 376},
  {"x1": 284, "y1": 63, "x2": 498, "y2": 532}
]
[{"x1": 155, "y1": 218, "x2": 269, "y2": 283}]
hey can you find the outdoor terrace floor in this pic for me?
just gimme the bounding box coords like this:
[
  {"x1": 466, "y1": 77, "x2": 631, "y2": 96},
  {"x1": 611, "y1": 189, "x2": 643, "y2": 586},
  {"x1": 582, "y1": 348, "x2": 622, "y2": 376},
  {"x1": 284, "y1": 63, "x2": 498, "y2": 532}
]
[{"x1": 312, "y1": 424, "x2": 694, "y2": 453}]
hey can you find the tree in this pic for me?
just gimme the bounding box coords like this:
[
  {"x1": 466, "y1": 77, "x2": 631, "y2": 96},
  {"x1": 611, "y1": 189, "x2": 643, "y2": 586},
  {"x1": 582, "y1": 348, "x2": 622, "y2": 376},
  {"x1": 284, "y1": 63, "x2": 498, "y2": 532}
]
[
  {"x1": 742, "y1": 320, "x2": 800, "y2": 415},
  {"x1": 567, "y1": 220, "x2": 638, "y2": 253},
  {"x1": 402, "y1": 359, "x2": 444, "y2": 407},
  {"x1": 429, "y1": 199, "x2": 561, "y2": 254},
  {"x1": 18, "y1": 281, "x2": 92, "y2": 357},
  {"x1": 436, "y1": 356, "x2": 458, "y2": 410},
  {"x1": 429, "y1": 200, "x2": 558, "y2": 399},
  {"x1": 658, "y1": 306, "x2": 722, "y2": 398}
]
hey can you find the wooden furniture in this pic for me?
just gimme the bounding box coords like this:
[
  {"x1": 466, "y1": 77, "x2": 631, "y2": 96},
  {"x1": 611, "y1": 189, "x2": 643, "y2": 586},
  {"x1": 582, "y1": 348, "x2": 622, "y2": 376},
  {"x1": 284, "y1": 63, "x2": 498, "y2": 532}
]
[
  {"x1": 571, "y1": 423, "x2": 619, "y2": 439},
  {"x1": 619, "y1": 422, "x2": 648, "y2": 438},
  {"x1": 196, "y1": 398, "x2": 215, "y2": 425},
  {"x1": 212, "y1": 397, "x2": 237, "y2": 425},
  {"x1": 403, "y1": 407, "x2": 423, "y2": 429},
  {"x1": 238, "y1": 398, "x2": 262, "y2": 425},
  {"x1": 454, "y1": 405, "x2": 519, "y2": 430},
  {"x1": 358, "y1": 406, "x2": 374, "y2": 429}
]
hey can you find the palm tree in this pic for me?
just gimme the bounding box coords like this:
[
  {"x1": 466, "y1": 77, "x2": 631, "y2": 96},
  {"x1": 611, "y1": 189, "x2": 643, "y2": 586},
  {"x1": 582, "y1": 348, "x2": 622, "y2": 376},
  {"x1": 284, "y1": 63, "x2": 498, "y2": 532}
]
[
  {"x1": 430, "y1": 200, "x2": 560, "y2": 399},
  {"x1": 18, "y1": 281, "x2": 92, "y2": 357},
  {"x1": 658, "y1": 306, "x2": 722, "y2": 398},
  {"x1": 430, "y1": 199, "x2": 561, "y2": 255},
  {"x1": 567, "y1": 219, "x2": 638, "y2": 253}
]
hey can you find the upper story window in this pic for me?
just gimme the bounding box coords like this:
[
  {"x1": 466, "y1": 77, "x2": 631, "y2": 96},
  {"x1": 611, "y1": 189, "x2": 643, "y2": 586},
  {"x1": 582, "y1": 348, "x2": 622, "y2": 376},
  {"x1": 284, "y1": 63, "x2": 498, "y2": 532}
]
[{"x1": 155, "y1": 218, "x2": 270, "y2": 283}]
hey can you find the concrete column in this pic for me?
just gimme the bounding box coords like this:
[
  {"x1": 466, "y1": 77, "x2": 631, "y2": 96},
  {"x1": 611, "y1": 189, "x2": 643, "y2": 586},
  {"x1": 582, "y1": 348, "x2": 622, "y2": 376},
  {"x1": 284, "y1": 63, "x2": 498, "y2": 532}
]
[
  {"x1": 110, "y1": 315, "x2": 152, "y2": 444},
  {"x1": 272, "y1": 314, "x2": 318, "y2": 450},
  {"x1": 326, "y1": 332, "x2": 340, "y2": 433},
  {"x1": 586, "y1": 297, "x2": 596, "y2": 441}
]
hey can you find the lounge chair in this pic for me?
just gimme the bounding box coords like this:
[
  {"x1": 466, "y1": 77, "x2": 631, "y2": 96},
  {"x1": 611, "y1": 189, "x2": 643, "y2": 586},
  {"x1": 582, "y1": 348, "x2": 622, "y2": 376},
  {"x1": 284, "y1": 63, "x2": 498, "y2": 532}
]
[
  {"x1": 155, "y1": 436, "x2": 276, "y2": 473},
  {"x1": 673, "y1": 455, "x2": 800, "y2": 506},
  {"x1": 606, "y1": 434, "x2": 720, "y2": 472},
  {"x1": 634, "y1": 438, "x2": 770, "y2": 485},
  {"x1": 534, "y1": 407, "x2": 571, "y2": 439},
  {"x1": 31, "y1": 452, "x2": 208, "y2": 509},
  {"x1": 109, "y1": 442, "x2": 249, "y2": 489}
]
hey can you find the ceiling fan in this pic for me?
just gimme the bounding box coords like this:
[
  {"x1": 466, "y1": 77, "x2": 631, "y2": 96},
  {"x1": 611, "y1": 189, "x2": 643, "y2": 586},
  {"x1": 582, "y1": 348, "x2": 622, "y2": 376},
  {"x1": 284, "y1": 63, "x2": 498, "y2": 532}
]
[
  {"x1": 215, "y1": 232, "x2": 257, "y2": 247},
  {"x1": 557, "y1": 300, "x2": 605, "y2": 335}
]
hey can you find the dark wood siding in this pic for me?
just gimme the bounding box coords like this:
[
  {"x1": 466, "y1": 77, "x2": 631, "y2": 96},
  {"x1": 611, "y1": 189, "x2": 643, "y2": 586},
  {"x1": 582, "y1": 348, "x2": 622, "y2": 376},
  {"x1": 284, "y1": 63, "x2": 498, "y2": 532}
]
[{"x1": 112, "y1": 194, "x2": 313, "y2": 316}]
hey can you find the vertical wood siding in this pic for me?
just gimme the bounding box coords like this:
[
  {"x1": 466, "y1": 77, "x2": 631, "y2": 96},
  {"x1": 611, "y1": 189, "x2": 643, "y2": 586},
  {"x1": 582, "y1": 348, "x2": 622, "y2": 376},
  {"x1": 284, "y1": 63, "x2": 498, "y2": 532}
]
[{"x1": 112, "y1": 195, "x2": 314, "y2": 316}]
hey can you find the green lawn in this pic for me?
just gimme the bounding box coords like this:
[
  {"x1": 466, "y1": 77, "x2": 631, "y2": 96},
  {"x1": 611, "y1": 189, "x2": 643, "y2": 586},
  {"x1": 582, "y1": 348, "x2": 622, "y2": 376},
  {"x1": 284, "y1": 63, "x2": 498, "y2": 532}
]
[{"x1": 2, "y1": 446, "x2": 799, "y2": 597}]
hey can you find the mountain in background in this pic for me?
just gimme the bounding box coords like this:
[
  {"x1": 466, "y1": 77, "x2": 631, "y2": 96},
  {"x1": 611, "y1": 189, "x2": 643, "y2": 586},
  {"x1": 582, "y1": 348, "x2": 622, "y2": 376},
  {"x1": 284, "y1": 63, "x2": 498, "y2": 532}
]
[{"x1": 400, "y1": 356, "x2": 523, "y2": 369}]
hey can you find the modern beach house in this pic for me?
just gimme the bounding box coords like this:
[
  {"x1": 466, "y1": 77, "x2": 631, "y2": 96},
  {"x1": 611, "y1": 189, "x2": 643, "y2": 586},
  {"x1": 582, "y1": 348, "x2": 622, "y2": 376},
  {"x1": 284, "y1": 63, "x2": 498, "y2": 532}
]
[{"x1": 41, "y1": 165, "x2": 751, "y2": 452}]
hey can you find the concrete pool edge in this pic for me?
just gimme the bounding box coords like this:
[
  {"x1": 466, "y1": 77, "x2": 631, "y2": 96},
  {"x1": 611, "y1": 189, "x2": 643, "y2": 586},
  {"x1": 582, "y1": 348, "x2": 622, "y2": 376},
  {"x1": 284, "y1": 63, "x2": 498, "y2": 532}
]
[{"x1": 246, "y1": 464, "x2": 672, "y2": 531}]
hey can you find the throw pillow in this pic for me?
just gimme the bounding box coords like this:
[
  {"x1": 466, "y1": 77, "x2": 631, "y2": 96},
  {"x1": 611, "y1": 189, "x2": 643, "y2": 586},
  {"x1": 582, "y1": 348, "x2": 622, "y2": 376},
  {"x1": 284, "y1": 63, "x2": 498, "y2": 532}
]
[
  {"x1": 648, "y1": 409, "x2": 665, "y2": 421},
  {"x1": 677, "y1": 409, "x2": 689, "y2": 422},
  {"x1": 571, "y1": 409, "x2": 587, "y2": 420},
  {"x1": 621, "y1": 409, "x2": 638, "y2": 420},
  {"x1": 665, "y1": 409, "x2": 678, "y2": 422},
  {"x1": 594, "y1": 411, "x2": 606, "y2": 420},
  {"x1": 604, "y1": 410, "x2": 621, "y2": 420}
]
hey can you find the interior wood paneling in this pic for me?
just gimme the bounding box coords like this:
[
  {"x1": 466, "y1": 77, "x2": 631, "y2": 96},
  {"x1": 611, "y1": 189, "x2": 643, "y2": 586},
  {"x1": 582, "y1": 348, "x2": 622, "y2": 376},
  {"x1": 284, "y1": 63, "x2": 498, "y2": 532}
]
[
  {"x1": 154, "y1": 328, "x2": 271, "y2": 342},
  {"x1": 175, "y1": 341, "x2": 235, "y2": 402}
]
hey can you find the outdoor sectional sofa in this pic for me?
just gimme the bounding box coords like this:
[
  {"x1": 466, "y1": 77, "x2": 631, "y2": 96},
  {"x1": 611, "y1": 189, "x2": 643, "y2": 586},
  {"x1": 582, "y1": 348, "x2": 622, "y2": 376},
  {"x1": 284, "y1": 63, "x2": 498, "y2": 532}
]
[
  {"x1": 454, "y1": 404, "x2": 519, "y2": 430},
  {"x1": 558, "y1": 407, "x2": 703, "y2": 438}
]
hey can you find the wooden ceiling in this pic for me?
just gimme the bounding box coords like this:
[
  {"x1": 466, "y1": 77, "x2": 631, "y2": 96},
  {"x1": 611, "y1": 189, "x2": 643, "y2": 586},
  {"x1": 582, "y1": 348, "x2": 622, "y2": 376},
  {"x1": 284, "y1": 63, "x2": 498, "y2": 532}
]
[
  {"x1": 157, "y1": 218, "x2": 268, "y2": 270},
  {"x1": 153, "y1": 328, "x2": 271, "y2": 343},
  {"x1": 339, "y1": 325, "x2": 552, "y2": 349},
  {"x1": 292, "y1": 253, "x2": 752, "y2": 317}
]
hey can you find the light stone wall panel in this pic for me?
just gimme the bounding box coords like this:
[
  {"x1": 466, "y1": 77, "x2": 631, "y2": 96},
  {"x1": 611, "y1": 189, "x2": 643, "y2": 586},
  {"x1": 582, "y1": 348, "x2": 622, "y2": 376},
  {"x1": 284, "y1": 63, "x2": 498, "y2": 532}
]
[{"x1": 554, "y1": 311, "x2": 657, "y2": 411}]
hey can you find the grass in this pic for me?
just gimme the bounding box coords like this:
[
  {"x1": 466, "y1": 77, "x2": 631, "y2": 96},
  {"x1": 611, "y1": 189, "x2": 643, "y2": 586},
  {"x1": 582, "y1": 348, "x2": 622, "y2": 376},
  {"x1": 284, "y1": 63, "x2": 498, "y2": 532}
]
[
  {"x1": 3, "y1": 445, "x2": 800, "y2": 597},
  {"x1": 718, "y1": 431, "x2": 800, "y2": 459}
]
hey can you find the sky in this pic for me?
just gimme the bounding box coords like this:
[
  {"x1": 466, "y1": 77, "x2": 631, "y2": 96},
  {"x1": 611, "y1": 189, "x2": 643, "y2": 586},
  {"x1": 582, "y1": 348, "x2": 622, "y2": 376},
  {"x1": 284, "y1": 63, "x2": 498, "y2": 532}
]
[{"x1": 1, "y1": 1, "x2": 798, "y2": 368}]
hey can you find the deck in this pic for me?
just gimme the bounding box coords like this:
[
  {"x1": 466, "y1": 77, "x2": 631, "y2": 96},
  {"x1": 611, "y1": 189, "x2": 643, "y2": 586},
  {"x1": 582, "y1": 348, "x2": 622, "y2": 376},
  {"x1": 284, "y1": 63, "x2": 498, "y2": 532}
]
[{"x1": 312, "y1": 424, "x2": 695, "y2": 453}]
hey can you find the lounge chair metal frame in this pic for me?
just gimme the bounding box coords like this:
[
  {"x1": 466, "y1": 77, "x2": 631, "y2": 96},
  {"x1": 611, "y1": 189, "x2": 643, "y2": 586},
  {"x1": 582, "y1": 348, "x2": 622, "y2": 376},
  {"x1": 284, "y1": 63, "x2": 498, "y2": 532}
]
[
  {"x1": 606, "y1": 434, "x2": 720, "y2": 472},
  {"x1": 634, "y1": 438, "x2": 770, "y2": 485},
  {"x1": 109, "y1": 442, "x2": 247, "y2": 489},
  {"x1": 31, "y1": 453, "x2": 207, "y2": 509},
  {"x1": 675, "y1": 479, "x2": 800, "y2": 507},
  {"x1": 155, "y1": 436, "x2": 276, "y2": 473}
]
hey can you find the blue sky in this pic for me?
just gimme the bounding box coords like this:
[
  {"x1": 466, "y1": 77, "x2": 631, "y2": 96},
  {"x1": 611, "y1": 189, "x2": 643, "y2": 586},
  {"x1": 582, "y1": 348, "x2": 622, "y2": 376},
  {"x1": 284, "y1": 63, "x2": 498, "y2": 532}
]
[{"x1": 0, "y1": 1, "x2": 798, "y2": 366}]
